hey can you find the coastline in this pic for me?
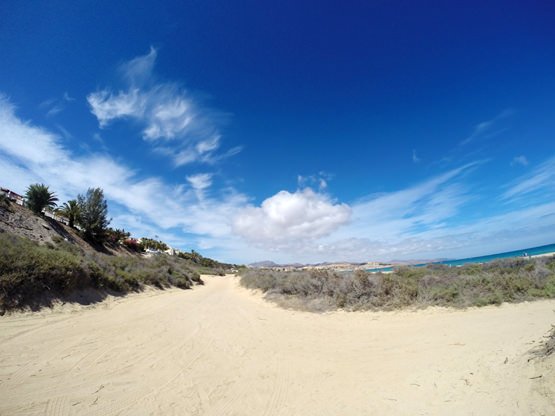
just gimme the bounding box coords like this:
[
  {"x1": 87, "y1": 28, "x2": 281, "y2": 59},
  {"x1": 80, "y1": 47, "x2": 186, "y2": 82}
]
[{"x1": 531, "y1": 251, "x2": 555, "y2": 259}]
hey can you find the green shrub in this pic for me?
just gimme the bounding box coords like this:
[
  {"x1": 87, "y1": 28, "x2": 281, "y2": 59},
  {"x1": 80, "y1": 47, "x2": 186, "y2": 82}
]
[{"x1": 0, "y1": 233, "x2": 207, "y2": 312}]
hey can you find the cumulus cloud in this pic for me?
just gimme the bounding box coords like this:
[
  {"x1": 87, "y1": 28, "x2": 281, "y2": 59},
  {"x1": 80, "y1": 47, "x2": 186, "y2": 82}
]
[
  {"x1": 232, "y1": 188, "x2": 351, "y2": 248},
  {"x1": 87, "y1": 47, "x2": 238, "y2": 166},
  {"x1": 2, "y1": 93, "x2": 554, "y2": 264},
  {"x1": 285, "y1": 160, "x2": 553, "y2": 263}
]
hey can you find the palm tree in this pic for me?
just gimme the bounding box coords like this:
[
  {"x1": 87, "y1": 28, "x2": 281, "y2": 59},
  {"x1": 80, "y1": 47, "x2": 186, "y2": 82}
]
[
  {"x1": 56, "y1": 200, "x2": 81, "y2": 228},
  {"x1": 25, "y1": 183, "x2": 58, "y2": 215}
]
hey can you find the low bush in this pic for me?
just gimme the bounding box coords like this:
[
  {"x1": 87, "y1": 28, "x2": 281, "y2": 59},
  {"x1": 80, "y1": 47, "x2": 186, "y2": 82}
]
[
  {"x1": 240, "y1": 256, "x2": 555, "y2": 312},
  {"x1": 0, "y1": 233, "x2": 205, "y2": 312},
  {"x1": 0, "y1": 194, "x2": 14, "y2": 212}
]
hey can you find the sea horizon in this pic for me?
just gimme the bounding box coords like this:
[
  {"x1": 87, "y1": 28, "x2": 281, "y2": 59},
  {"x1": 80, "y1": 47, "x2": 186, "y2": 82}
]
[{"x1": 366, "y1": 243, "x2": 555, "y2": 272}]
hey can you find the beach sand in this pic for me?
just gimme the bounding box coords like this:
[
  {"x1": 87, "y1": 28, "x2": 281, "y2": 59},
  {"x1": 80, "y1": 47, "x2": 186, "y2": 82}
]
[
  {"x1": 531, "y1": 251, "x2": 555, "y2": 259},
  {"x1": 1, "y1": 275, "x2": 553, "y2": 415}
]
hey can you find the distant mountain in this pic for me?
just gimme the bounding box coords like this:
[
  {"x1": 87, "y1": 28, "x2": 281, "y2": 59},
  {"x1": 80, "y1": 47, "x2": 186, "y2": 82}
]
[
  {"x1": 249, "y1": 261, "x2": 306, "y2": 268},
  {"x1": 282, "y1": 263, "x2": 305, "y2": 268},
  {"x1": 249, "y1": 260, "x2": 281, "y2": 268},
  {"x1": 250, "y1": 260, "x2": 367, "y2": 269}
]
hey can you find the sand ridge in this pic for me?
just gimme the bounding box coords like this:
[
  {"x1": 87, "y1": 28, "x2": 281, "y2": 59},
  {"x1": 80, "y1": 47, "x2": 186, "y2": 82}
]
[{"x1": 0, "y1": 275, "x2": 554, "y2": 415}]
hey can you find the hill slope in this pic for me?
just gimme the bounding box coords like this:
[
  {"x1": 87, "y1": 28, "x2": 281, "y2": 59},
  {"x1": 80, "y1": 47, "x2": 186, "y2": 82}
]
[{"x1": 0, "y1": 198, "x2": 227, "y2": 312}]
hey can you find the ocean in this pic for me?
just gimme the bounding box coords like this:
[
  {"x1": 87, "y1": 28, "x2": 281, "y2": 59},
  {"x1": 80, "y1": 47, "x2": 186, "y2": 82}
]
[{"x1": 366, "y1": 243, "x2": 555, "y2": 273}]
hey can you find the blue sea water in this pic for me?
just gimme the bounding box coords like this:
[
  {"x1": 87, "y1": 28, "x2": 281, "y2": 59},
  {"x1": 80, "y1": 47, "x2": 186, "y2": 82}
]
[{"x1": 366, "y1": 243, "x2": 555, "y2": 273}]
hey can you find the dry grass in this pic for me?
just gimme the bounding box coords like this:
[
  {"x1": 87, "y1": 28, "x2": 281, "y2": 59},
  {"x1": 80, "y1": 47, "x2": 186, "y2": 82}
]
[
  {"x1": 0, "y1": 233, "x2": 206, "y2": 312},
  {"x1": 240, "y1": 256, "x2": 555, "y2": 312}
]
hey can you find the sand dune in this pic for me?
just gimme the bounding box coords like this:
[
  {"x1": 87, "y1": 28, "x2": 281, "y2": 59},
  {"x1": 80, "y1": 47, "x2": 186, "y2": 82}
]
[{"x1": 1, "y1": 275, "x2": 553, "y2": 415}]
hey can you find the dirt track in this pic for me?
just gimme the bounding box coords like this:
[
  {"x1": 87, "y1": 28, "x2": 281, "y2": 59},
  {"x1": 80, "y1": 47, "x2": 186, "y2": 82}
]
[{"x1": 0, "y1": 276, "x2": 553, "y2": 415}]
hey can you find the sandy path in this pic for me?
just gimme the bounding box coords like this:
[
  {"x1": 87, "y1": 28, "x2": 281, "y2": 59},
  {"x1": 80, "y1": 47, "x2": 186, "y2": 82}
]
[{"x1": 0, "y1": 276, "x2": 553, "y2": 415}]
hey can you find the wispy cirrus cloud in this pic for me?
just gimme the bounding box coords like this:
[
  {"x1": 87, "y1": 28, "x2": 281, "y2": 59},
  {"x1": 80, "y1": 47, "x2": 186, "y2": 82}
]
[
  {"x1": 297, "y1": 172, "x2": 332, "y2": 192},
  {"x1": 460, "y1": 109, "x2": 513, "y2": 146},
  {"x1": 510, "y1": 155, "x2": 528, "y2": 166},
  {"x1": 281, "y1": 159, "x2": 554, "y2": 263},
  {"x1": 186, "y1": 173, "x2": 213, "y2": 201},
  {"x1": 412, "y1": 149, "x2": 420, "y2": 163},
  {"x1": 502, "y1": 156, "x2": 555, "y2": 200},
  {"x1": 232, "y1": 164, "x2": 476, "y2": 262},
  {"x1": 2, "y1": 93, "x2": 554, "y2": 264},
  {"x1": 344, "y1": 163, "x2": 479, "y2": 241},
  {"x1": 39, "y1": 98, "x2": 63, "y2": 118},
  {"x1": 39, "y1": 92, "x2": 75, "y2": 118},
  {"x1": 0, "y1": 95, "x2": 248, "y2": 251},
  {"x1": 87, "y1": 47, "x2": 240, "y2": 166}
]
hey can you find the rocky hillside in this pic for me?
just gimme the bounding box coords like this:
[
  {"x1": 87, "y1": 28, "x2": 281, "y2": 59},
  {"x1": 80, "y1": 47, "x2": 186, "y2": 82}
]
[
  {"x1": 0, "y1": 199, "x2": 130, "y2": 256},
  {"x1": 0, "y1": 198, "x2": 205, "y2": 312},
  {"x1": 2, "y1": 202, "x2": 74, "y2": 242}
]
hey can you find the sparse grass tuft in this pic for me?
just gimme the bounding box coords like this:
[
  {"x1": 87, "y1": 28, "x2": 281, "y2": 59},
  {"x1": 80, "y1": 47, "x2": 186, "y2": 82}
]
[{"x1": 0, "y1": 194, "x2": 14, "y2": 212}]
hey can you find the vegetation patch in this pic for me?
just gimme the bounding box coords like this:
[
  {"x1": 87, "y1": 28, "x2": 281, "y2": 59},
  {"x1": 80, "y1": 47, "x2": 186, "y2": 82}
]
[
  {"x1": 240, "y1": 257, "x2": 555, "y2": 312},
  {"x1": 0, "y1": 233, "x2": 215, "y2": 313}
]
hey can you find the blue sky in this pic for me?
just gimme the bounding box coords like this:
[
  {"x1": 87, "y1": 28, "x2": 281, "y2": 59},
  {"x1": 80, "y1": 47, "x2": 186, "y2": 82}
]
[{"x1": 1, "y1": 1, "x2": 554, "y2": 264}]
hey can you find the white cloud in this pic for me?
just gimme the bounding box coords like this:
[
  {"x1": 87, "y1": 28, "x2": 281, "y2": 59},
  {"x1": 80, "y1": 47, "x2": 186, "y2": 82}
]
[
  {"x1": 55, "y1": 124, "x2": 72, "y2": 139},
  {"x1": 186, "y1": 173, "x2": 213, "y2": 200},
  {"x1": 2, "y1": 93, "x2": 554, "y2": 264},
  {"x1": 0, "y1": 95, "x2": 248, "y2": 250},
  {"x1": 412, "y1": 149, "x2": 420, "y2": 163},
  {"x1": 511, "y1": 155, "x2": 528, "y2": 166},
  {"x1": 0, "y1": 96, "x2": 68, "y2": 166},
  {"x1": 87, "y1": 88, "x2": 146, "y2": 127},
  {"x1": 87, "y1": 47, "x2": 238, "y2": 166},
  {"x1": 46, "y1": 105, "x2": 63, "y2": 117},
  {"x1": 232, "y1": 188, "x2": 351, "y2": 248},
  {"x1": 120, "y1": 46, "x2": 158, "y2": 85},
  {"x1": 142, "y1": 92, "x2": 194, "y2": 140},
  {"x1": 297, "y1": 172, "x2": 332, "y2": 192},
  {"x1": 277, "y1": 160, "x2": 553, "y2": 263},
  {"x1": 349, "y1": 163, "x2": 478, "y2": 238},
  {"x1": 39, "y1": 92, "x2": 76, "y2": 118},
  {"x1": 186, "y1": 173, "x2": 213, "y2": 190},
  {"x1": 460, "y1": 109, "x2": 513, "y2": 146},
  {"x1": 196, "y1": 135, "x2": 220, "y2": 154},
  {"x1": 503, "y1": 156, "x2": 555, "y2": 200},
  {"x1": 39, "y1": 97, "x2": 64, "y2": 117}
]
